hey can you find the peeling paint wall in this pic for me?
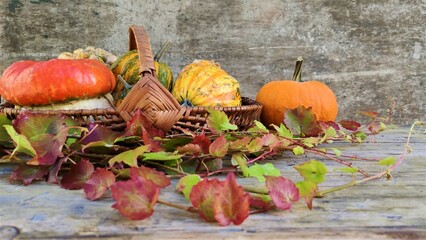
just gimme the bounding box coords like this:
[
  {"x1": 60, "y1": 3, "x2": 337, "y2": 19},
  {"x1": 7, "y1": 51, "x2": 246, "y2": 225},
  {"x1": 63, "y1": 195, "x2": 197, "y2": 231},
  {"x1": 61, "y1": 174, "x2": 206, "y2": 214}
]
[{"x1": 0, "y1": 0, "x2": 424, "y2": 124}]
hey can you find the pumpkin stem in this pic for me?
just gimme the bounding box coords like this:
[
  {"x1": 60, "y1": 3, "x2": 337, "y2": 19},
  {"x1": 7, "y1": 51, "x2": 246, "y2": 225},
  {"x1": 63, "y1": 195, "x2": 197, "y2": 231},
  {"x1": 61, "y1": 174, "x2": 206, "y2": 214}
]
[
  {"x1": 292, "y1": 56, "x2": 303, "y2": 82},
  {"x1": 117, "y1": 75, "x2": 133, "y2": 91},
  {"x1": 154, "y1": 40, "x2": 172, "y2": 62}
]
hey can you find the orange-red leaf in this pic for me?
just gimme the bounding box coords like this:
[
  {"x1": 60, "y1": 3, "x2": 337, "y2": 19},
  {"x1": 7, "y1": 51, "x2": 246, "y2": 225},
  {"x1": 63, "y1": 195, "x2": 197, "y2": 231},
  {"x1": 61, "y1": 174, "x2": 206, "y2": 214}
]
[
  {"x1": 111, "y1": 178, "x2": 160, "y2": 220},
  {"x1": 84, "y1": 168, "x2": 116, "y2": 200}
]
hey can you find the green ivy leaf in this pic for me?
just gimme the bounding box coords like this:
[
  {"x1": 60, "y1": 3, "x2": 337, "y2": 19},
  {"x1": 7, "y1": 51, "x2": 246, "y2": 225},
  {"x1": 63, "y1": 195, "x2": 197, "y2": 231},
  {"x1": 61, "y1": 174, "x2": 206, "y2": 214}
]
[
  {"x1": 247, "y1": 163, "x2": 281, "y2": 182},
  {"x1": 206, "y1": 109, "x2": 238, "y2": 133},
  {"x1": 294, "y1": 159, "x2": 327, "y2": 184},
  {"x1": 295, "y1": 180, "x2": 318, "y2": 210},
  {"x1": 176, "y1": 174, "x2": 201, "y2": 201},
  {"x1": 378, "y1": 156, "x2": 396, "y2": 166},
  {"x1": 143, "y1": 151, "x2": 183, "y2": 161},
  {"x1": 247, "y1": 137, "x2": 263, "y2": 153},
  {"x1": 0, "y1": 114, "x2": 12, "y2": 144},
  {"x1": 109, "y1": 145, "x2": 150, "y2": 167},
  {"x1": 272, "y1": 123, "x2": 293, "y2": 139},
  {"x1": 4, "y1": 125, "x2": 37, "y2": 157},
  {"x1": 231, "y1": 153, "x2": 249, "y2": 177},
  {"x1": 292, "y1": 146, "x2": 304, "y2": 155}
]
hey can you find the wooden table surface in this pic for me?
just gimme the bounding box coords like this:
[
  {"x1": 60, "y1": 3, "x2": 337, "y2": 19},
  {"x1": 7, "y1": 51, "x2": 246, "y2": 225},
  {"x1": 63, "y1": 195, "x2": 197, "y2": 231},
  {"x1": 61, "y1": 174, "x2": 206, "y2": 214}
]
[{"x1": 0, "y1": 126, "x2": 425, "y2": 240}]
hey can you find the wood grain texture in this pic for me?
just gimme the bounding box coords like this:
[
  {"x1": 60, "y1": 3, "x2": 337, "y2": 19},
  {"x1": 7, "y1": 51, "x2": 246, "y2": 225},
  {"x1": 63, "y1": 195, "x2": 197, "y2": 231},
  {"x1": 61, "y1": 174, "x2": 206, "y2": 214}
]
[
  {"x1": 0, "y1": 0, "x2": 424, "y2": 124},
  {"x1": 0, "y1": 127, "x2": 425, "y2": 239}
]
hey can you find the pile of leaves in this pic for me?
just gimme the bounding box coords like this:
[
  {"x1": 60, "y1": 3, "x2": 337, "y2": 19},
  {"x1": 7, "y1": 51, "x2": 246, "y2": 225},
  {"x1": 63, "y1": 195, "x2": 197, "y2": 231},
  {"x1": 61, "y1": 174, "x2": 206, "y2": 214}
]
[{"x1": 0, "y1": 106, "x2": 418, "y2": 225}]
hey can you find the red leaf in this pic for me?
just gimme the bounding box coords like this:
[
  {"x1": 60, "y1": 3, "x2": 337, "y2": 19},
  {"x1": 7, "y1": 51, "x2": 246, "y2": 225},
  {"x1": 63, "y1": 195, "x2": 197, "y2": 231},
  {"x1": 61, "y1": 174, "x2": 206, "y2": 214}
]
[
  {"x1": 130, "y1": 166, "x2": 171, "y2": 188},
  {"x1": 214, "y1": 173, "x2": 250, "y2": 226},
  {"x1": 367, "y1": 121, "x2": 384, "y2": 134},
  {"x1": 177, "y1": 143, "x2": 202, "y2": 156},
  {"x1": 61, "y1": 159, "x2": 95, "y2": 190},
  {"x1": 192, "y1": 131, "x2": 211, "y2": 154},
  {"x1": 190, "y1": 178, "x2": 223, "y2": 222},
  {"x1": 283, "y1": 106, "x2": 321, "y2": 137},
  {"x1": 9, "y1": 165, "x2": 50, "y2": 186},
  {"x1": 84, "y1": 168, "x2": 116, "y2": 200},
  {"x1": 229, "y1": 137, "x2": 251, "y2": 150},
  {"x1": 209, "y1": 135, "x2": 228, "y2": 158},
  {"x1": 27, "y1": 128, "x2": 68, "y2": 165},
  {"x1": 318, "y1": 121, "x2": 340, "y2": 132},
  {"x1": 261, "y1": 133, "x2": 282, "y2": 151},
  {"x1": 47, "y1": 157, "x2": 67, "y2": 184},
  {"x1": 111, "y1": 178, "x2": 160, "y2": 220},
  {"x1": 249, "y1": 194, "x2": 274, "y2": 210},
  {"x1": 81, "y1": 123, "x2": 123, "y2": 145},
  {"x1": 339, "y1": 120, "x2": 361, "y2": 131},
  {"x1": 265, "y1": 176, "x2": 300, "y2": 210}
]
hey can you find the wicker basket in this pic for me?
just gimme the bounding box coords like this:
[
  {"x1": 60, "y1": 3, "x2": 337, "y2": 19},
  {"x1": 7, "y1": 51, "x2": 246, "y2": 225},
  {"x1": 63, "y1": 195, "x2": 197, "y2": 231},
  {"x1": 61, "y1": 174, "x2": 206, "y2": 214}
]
[{"x1": 0, "y1": 25, "x2": 262, "y2": 133}]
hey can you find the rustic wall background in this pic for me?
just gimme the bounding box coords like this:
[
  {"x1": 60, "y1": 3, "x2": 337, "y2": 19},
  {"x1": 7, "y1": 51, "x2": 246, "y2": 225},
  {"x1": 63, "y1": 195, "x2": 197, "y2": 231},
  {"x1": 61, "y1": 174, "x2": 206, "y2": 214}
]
[{"x1": 0, "y1": 0, "x2": 424, "y2": 125}]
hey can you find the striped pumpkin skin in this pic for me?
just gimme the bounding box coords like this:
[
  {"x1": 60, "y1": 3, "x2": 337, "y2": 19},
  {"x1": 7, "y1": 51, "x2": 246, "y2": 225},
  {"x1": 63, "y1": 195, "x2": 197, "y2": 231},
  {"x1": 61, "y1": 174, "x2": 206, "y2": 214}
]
[
  {"x1": 172, "y1": 60, "x2": 241, "y2": 107},
  {"x1": 110, "y1": 50, "x2": 173, "y2": 103}
]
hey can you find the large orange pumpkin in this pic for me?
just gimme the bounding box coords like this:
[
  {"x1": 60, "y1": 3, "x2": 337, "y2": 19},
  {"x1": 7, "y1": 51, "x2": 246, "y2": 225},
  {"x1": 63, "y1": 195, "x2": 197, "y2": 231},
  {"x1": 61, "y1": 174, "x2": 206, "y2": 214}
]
[
  {"x1": 0, "y1": 59, "x2": 116, "y2": 107},
  {"x1": 256, "y1": 57, "x2": 338, "y2": 126}
]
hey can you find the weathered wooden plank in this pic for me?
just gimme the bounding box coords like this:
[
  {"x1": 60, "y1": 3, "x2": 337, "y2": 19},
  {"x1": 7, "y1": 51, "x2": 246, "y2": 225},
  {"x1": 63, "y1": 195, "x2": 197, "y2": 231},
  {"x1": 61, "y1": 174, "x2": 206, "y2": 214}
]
[{"x1": 0, "y1": 126, "x2": 425, "y2": 239}]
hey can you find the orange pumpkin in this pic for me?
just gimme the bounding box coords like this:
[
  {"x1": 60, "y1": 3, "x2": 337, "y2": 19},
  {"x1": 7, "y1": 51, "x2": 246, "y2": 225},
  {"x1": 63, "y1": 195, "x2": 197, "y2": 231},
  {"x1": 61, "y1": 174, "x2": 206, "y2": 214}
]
[{"x1": 256, "y1": 57, "x2": 338, "y2": 126}]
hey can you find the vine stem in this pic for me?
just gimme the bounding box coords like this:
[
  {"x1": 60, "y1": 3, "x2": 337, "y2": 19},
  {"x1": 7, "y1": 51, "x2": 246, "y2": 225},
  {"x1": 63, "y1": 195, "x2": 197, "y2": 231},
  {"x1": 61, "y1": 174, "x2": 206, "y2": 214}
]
[
  {"x1": 316, "y1": 121, "x2": 424, "y2": 197},
  {"x1": 157, "y1": 199, "x2": 198, "y2": 213}
]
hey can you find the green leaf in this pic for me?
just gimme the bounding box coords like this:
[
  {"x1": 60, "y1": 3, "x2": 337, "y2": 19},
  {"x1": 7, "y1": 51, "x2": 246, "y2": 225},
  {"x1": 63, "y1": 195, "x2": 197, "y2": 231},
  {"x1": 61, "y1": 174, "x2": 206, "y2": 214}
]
[
  {"x1": 109, "y1": 145, "x2": 150, "y2": 167},
  {"x1": 176, "y1": 174, "x2": 201, "y2": 201},
  {"x1": 0, "y1": 114, "x2": 12, "y2": 144},
  {"x1": 231, "y1": 153, "x2": 249, "y2": 177},
  {"x1": 292, "y1": 146, "x2": 304, "y2": 155},
  {"x1": 295, "y1": 180, "x2": 318, "y2": 210},
  {"x1": 253, "y1": 120, "x2": 269, "y2": 132},
  {"x1": 272, "y1": 123, "x2": 293, "y2": 139},
  {"x1": 247, "y1": 163, "x2": 281, "y2": 182},
  {"x1": 206, "y1": 109, "x2": 238, "y2": 133},
  {"x1": 378, "y1": 156, "x2": 396, "y2": 166},
  {"x1": 143, "y1": 151, "x2": 183, "y2": 161},
  {"x1": 4, "y1": 125, "x2": 37, "y2": 157},
  {"x1": 294, "y1": 159, "x2": 327, "y2": 184},
  {"x1": 247, "y1": 137, "x2": 263, "y2": 153}
]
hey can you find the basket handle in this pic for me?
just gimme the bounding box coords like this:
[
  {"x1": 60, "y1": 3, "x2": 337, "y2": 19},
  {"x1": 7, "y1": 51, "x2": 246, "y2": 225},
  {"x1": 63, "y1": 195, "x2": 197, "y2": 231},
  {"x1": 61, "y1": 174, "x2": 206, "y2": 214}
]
[{"x1": 128, "y1": 25, "x2": 156, "y2": 76}]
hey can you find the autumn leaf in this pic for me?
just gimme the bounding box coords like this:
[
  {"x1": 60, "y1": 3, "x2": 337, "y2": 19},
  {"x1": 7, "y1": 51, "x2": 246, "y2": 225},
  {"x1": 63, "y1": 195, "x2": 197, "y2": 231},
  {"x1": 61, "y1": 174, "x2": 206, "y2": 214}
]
[
  {"x1": 229, "y1": 137, "x2": 251, "y2": 151},
  {"x1": 247, "y1": 137, "x2": 263, "y2": 153},
  {"x1": 4, "y1": 125, "x2": 37, "y2": 158},
  {"x1": 190, "y1": 178, "x2": 223, "y2": 222},
  {"x1": 265, "y1": 176, "x2": 300, "y2": 210},
  {"x1": 108, "y1": 145, "x2": 149, "y2": 167},
  {"x1": 261, "y1": 133, "x2": 281, "y2": 151},
  {"x1": 111, "y1": 177, "x2": 160, "y2": 220},
  {"x1": 295, "y1": 180, "x2": 318, "y2": 210},
  {"x1": 191, "y1": 131, "x2": 211, "y2": 154},
  {"x1": 248, "y1": 163, "x2": 281, "y2": 182},
  {"x1": 177, "y1": 143, "x2": 202, "y2": 156},
  {"x1": 249, "y1": 194, "x2": 273, "y2": 210},
  {"x1": 206, "y1": 109, "x2": 238, "y2": 133},
  {"x1": 130, "y1": 166, "x2": 171, "y2": 188},
  {"x1": 294, "y1": 159, "x2": 327, "y2": 184},
  {"x1": 378, "y1": 156, "x2": 396, "y2": 166},
  {"x1": 142, "y1": 151, "x2": 183, "y2": 161},
  {"x1": 231, "y1": 153, "x2": 249, "y2": 177},
  {"x1": 81, "y1": 123, "x2": 124, "y2": 146},
  {"x1": 214, "y1": 172, "x2": 250, "y2": 226},
  {"x1": 26, "y1": 128, "x2": 68, "y2": 165},
  {"x1": 13, "y1": 112, "x2": 68, "y2": 137},
  {"x1": 209, "y1": 135, "x2": 228, "y2": 158},
  {"x1": 61, "y1": 159, "x2": 95, "y2": 190},
  {"x1": 176, "y1": 174, "x2": 201, "y2": 200},
  {"x1": 9, "y1": 165, "x2": 50, "y2": 186},
  {"x1": 272, "y1": 123, "x2": 293, "y2": 139},
  {"x1": 84, "y1": 168, "x2": 116, "y2": 200},
  {"x1": 339, "y1": 120, "x2": 361, "y2": 131},
  {"x1": 283, "y1": 106, "x2": 321, "y2": 137}
]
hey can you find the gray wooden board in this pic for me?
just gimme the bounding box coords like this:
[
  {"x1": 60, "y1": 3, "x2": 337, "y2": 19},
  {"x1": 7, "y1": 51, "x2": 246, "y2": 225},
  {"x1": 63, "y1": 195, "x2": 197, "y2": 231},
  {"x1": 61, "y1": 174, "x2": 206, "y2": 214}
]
[{"x1": 0, "y1": 126, "x2": 425, "y2": 239}]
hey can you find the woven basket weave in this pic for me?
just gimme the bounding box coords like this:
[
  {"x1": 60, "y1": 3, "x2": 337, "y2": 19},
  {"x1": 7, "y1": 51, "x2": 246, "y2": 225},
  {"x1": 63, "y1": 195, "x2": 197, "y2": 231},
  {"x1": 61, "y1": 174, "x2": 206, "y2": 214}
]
[{"x1": 0, "y1": 25, "x2": 262, "y2": 133}]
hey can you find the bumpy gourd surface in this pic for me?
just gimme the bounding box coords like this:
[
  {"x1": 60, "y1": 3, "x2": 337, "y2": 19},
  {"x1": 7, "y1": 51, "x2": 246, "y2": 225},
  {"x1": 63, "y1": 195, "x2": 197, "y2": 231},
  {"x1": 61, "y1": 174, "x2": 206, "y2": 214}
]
[{"x1": 172, "y1": 60, "x2": 241, "y2": 107}]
